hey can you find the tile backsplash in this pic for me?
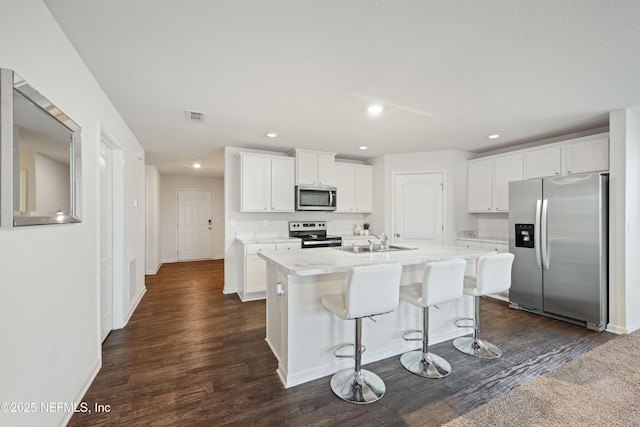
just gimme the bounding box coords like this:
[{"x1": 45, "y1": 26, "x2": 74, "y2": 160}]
[
  {"x1": 477, "y1": 214, "x2": 508, "y2": 238},
  {"x1": 458, "y1": 213, "x2": 509, "y2": 240}
]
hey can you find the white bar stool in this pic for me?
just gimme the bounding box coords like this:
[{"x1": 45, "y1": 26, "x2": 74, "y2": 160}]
[
  {"x1": 453, "y1": 253, "x2": 514, "y2": 359},
  {"x1": 399, "y1": 258, "x2": 467, "y2": 378},
  {"x1": 321, "y1": 264, "x2": 403, "y2": 404}
]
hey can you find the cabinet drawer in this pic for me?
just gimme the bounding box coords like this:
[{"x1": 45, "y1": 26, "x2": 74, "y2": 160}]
[
  {"x1": 276, "y1": 242, "x2": 300, "y2": 251},
  {"x1": 245, "y1": 244, "x2": 277, "y2": 255},
  {"x1": 485, "y1": 243, "x2": 509, "y2": 253}
]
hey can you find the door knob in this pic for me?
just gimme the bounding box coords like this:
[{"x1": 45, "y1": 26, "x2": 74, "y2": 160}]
[{"x1": 395, "y1": 233, "x2": 400, "y2": 238}]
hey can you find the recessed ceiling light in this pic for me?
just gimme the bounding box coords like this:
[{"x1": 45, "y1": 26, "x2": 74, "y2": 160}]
[
  {"x1": 192, "y1": 162, "x2": 202, "y2": 169},
  {"x1": 488, "y1": 134, "x2": 500, "y2": 139},
  {"x1": 367, "y1": 104, "x2": 384, "y2": 116},
  {"x1": 359, "y1": 146, "x2": 368, "y2": 150},
  {"x1": 265, "y1": 132, "x2": 278, "y2": 138}
]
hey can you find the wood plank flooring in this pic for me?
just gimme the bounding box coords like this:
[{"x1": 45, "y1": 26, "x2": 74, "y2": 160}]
[{"x1": 69, "y1": 260, "x2": 614, "y2": 426}]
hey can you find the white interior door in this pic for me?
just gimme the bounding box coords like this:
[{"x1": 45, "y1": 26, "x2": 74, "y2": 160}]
[
  {"x1": 99, "y1": 142, "x2": 114, "y2": 342},
  {"x1": 177, "y1": 190, "x2": 213, "y2": 261},
  {"x1": 393, "y1": 172, "x2": 444, "y2": 246}
]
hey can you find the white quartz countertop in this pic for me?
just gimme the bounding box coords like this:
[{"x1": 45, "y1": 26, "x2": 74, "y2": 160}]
[
  {"x1": 456, "y1": 237, "x2": 508, "y2": 244},
  {"x1": 258, "y1": 244, "x2": 493, "y2": 276}
]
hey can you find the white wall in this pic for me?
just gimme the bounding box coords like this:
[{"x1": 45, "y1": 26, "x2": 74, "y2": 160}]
[
  {"x1": 159, "y1": 175, "x2": 225, "y2": 262},
  {"x1": 609, "y1": 108, "x2": 640, "y2": 333},
  {"x1": 378, "y1": 149, "x2": 476, "y2": 245},
  {"x1": 146, "y1": 165, "x2": 161, "y2": 274},
  {"x1": 0, "y1": 1, "x2": 146, "y2": 426}
]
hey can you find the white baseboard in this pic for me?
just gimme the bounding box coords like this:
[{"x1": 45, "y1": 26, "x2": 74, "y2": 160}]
[
  {"x1": 237, "y1": 291, "x2": 266, "y2": 302},
  {"x1": 146, "y1": 263, "x2": 162, "y2": 275},
  {"x1": 116, "y1": 287, "x2": 146, "y2": 329},
  {"x1": 58, "y1": 359, "x2": 101, "y2": 427},
  {"x1": 607, "y1": 322, "x2": 634, "y2": 334}
]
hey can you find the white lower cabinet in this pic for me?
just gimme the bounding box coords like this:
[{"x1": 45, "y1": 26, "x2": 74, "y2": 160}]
[
  {"x1": 456, "y1": 239, "x2": 508, "y2": 253},
  {"x1": 243, "y1": 242, "x2": 300, "y2": 299}
]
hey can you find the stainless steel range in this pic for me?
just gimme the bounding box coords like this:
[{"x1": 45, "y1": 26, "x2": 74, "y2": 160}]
[{"x1": 289, "y1": 221, "x2": 342, "y2": 249}]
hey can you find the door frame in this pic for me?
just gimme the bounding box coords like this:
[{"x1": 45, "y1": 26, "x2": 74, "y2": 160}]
[
  {"x1": 98, "y1": 122, "x2": 124, "y2": 334},
  {"x1": 175, "y1": 188, "x2": 214, "y2": 261},
  {"x1": 390, "y1": 170, "x2": 447, "y2": 245}
]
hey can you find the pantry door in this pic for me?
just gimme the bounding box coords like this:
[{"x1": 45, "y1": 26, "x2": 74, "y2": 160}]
[
  {"x1": 392, "y1": 172, "x2": 444, "y2": 246},
  {"x1": 177, "y1": 190, "x2": 213, "y2": 261}
]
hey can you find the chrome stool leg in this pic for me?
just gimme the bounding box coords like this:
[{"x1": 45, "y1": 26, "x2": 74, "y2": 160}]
[
  {"x1": 453, "y1": 296, "x2": 502, "y2": 359},
  {"x1": 330, "y1": 318, "x2": 385, "y2": 404},
  {"x1": 401, "y1": 307, "x2": 451, "y2": 378}
]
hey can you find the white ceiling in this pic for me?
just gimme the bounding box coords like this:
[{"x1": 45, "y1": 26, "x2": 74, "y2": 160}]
[{"x1": 43, "y1": 0, "x2": 640, "y2": 178}]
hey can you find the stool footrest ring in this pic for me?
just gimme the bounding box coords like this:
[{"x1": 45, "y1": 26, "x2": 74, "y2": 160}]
[
  {"x1": 333, "y1": 343, "x2": 366, "y2": 359},
  {"x1": 401, "y1": 329, "x2": 423, "y2": 342},
  {"x1": 454, "y1": 317, "x2": 475, "y2": 328}
]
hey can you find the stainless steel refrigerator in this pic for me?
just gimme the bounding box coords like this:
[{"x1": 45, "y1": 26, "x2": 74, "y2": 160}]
[{"x1": 508, "y1": 172, "x2": 608, "y2": 331}]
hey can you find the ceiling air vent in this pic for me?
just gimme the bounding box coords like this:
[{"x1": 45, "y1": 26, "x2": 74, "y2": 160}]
[{"x1": 185, "y1": 109, "x2": 205, "y2": 122}]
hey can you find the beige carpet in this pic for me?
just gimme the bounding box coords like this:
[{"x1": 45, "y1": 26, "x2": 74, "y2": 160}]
[{"x1": 444, "y1": 331, "x2": 640, "y2": 427}]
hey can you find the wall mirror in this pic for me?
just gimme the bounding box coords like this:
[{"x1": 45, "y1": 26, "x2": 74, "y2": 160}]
[{"x1": 0, "y1": 69, "x2": 81, "y2": 226}]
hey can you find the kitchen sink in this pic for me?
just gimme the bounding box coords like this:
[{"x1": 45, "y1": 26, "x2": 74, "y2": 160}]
[{"x1": 332, "y1": 244, "x2": 416, "y2": 253}]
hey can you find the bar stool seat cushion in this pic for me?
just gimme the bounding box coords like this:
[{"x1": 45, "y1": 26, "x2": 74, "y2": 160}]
[
  {"x1": 322, "y1": 264, "x2": 403, "y2": 320},
  {"x1": 462, "y1": 253, "x2": 513, "y2": 297},
  {"x1": 322, "y1": 294, "x2": 348, "y2": 319},
  {"x1": 400, "y1": 258, "x2": 468, "y2": 307}
]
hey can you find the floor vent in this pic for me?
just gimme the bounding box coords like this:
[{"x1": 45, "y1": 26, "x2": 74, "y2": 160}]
[
  {"x1": 185, "y1": 109, "x2": 205, "y2": 122},
  {"x1": 129, "y1": 259, "x2": 136, "y2": 300}
]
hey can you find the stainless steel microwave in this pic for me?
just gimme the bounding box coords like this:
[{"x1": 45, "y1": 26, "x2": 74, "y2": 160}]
[{"x1": 295, "y1": 185, "x2": 337, "y2": 211}]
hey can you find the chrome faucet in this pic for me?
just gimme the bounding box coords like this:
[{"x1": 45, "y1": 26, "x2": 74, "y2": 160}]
[{"x1": 373, "y1": 232, "x2": 390, "y2": 250}]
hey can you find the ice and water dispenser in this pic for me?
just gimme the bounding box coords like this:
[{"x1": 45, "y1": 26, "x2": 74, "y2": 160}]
[{"x1": 514, "y1": 224, "x2": 534, "y2": 248}]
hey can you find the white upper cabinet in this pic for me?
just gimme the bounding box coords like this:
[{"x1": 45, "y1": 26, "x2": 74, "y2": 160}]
[
  {"x1": 294, "y1": 149, "x2": 336, "y2": 186},
  {"x1": 355, "y1": 166, "x2": 373, "y2": 212},
  {"x1": 240, "y1": 154, "x2": 270, "y2": 212},
  {"x1": 524, "y1": 134, "x2": 609, "y2": 179},
  {"x1": 270, "y1": 156, "x2": 296, "y2": 211},
  {"x1": 564, "y1": 136, "x2": 609, "y2": 175},
  {"x1": 467, "y1": 132, "x2": 609, "y2": 214},
  {"x1": 240, "y1": 153, "x2": 294, "y2": 212},
  {"x1": 335, "y1": 163, "x2": 373, "y2": 213},
  {"x1": 467, "y1": 158, "x2": 493, "y2": 212},
  {"x1": 467, "y1": 154, "x2": 522, "y2": 213},
  {"x1": 524, "y1": 146, "x2": 562, "y2": 179},
  {"x1": 493, "y1": 153, "x2": 523, "y2": 212}
]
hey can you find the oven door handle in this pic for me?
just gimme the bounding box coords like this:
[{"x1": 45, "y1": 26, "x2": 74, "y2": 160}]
[{"x1": 302, "y1": 239, "x2": 342, "y2": 246}]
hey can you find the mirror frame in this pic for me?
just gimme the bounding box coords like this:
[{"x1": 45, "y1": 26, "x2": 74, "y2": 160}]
[{"x1": 0, "y1": 68, "x2": 82, "y2": 226}]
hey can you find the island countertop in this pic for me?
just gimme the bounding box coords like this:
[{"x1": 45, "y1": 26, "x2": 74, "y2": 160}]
[{"x1": 257, "y1": 244, "x2": 492, "y2": 276}]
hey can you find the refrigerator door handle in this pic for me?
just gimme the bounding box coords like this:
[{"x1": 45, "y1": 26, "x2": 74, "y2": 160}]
[
  {"x1": 541, "y1": 198, "x2": 549, "y2": 270},
  {"x1": 535, "y1": 199, "x2": 542, "y2": 269}
]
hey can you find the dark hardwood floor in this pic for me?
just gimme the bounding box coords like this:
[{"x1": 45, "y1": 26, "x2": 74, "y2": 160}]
[{"x1": 69, "y1": 260, "x2": 614, "y2": 426}]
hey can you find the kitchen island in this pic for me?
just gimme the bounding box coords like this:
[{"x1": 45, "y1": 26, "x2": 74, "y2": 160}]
[{"x1": 259, "y1": 245, "x2": 494, "y2": 388}]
